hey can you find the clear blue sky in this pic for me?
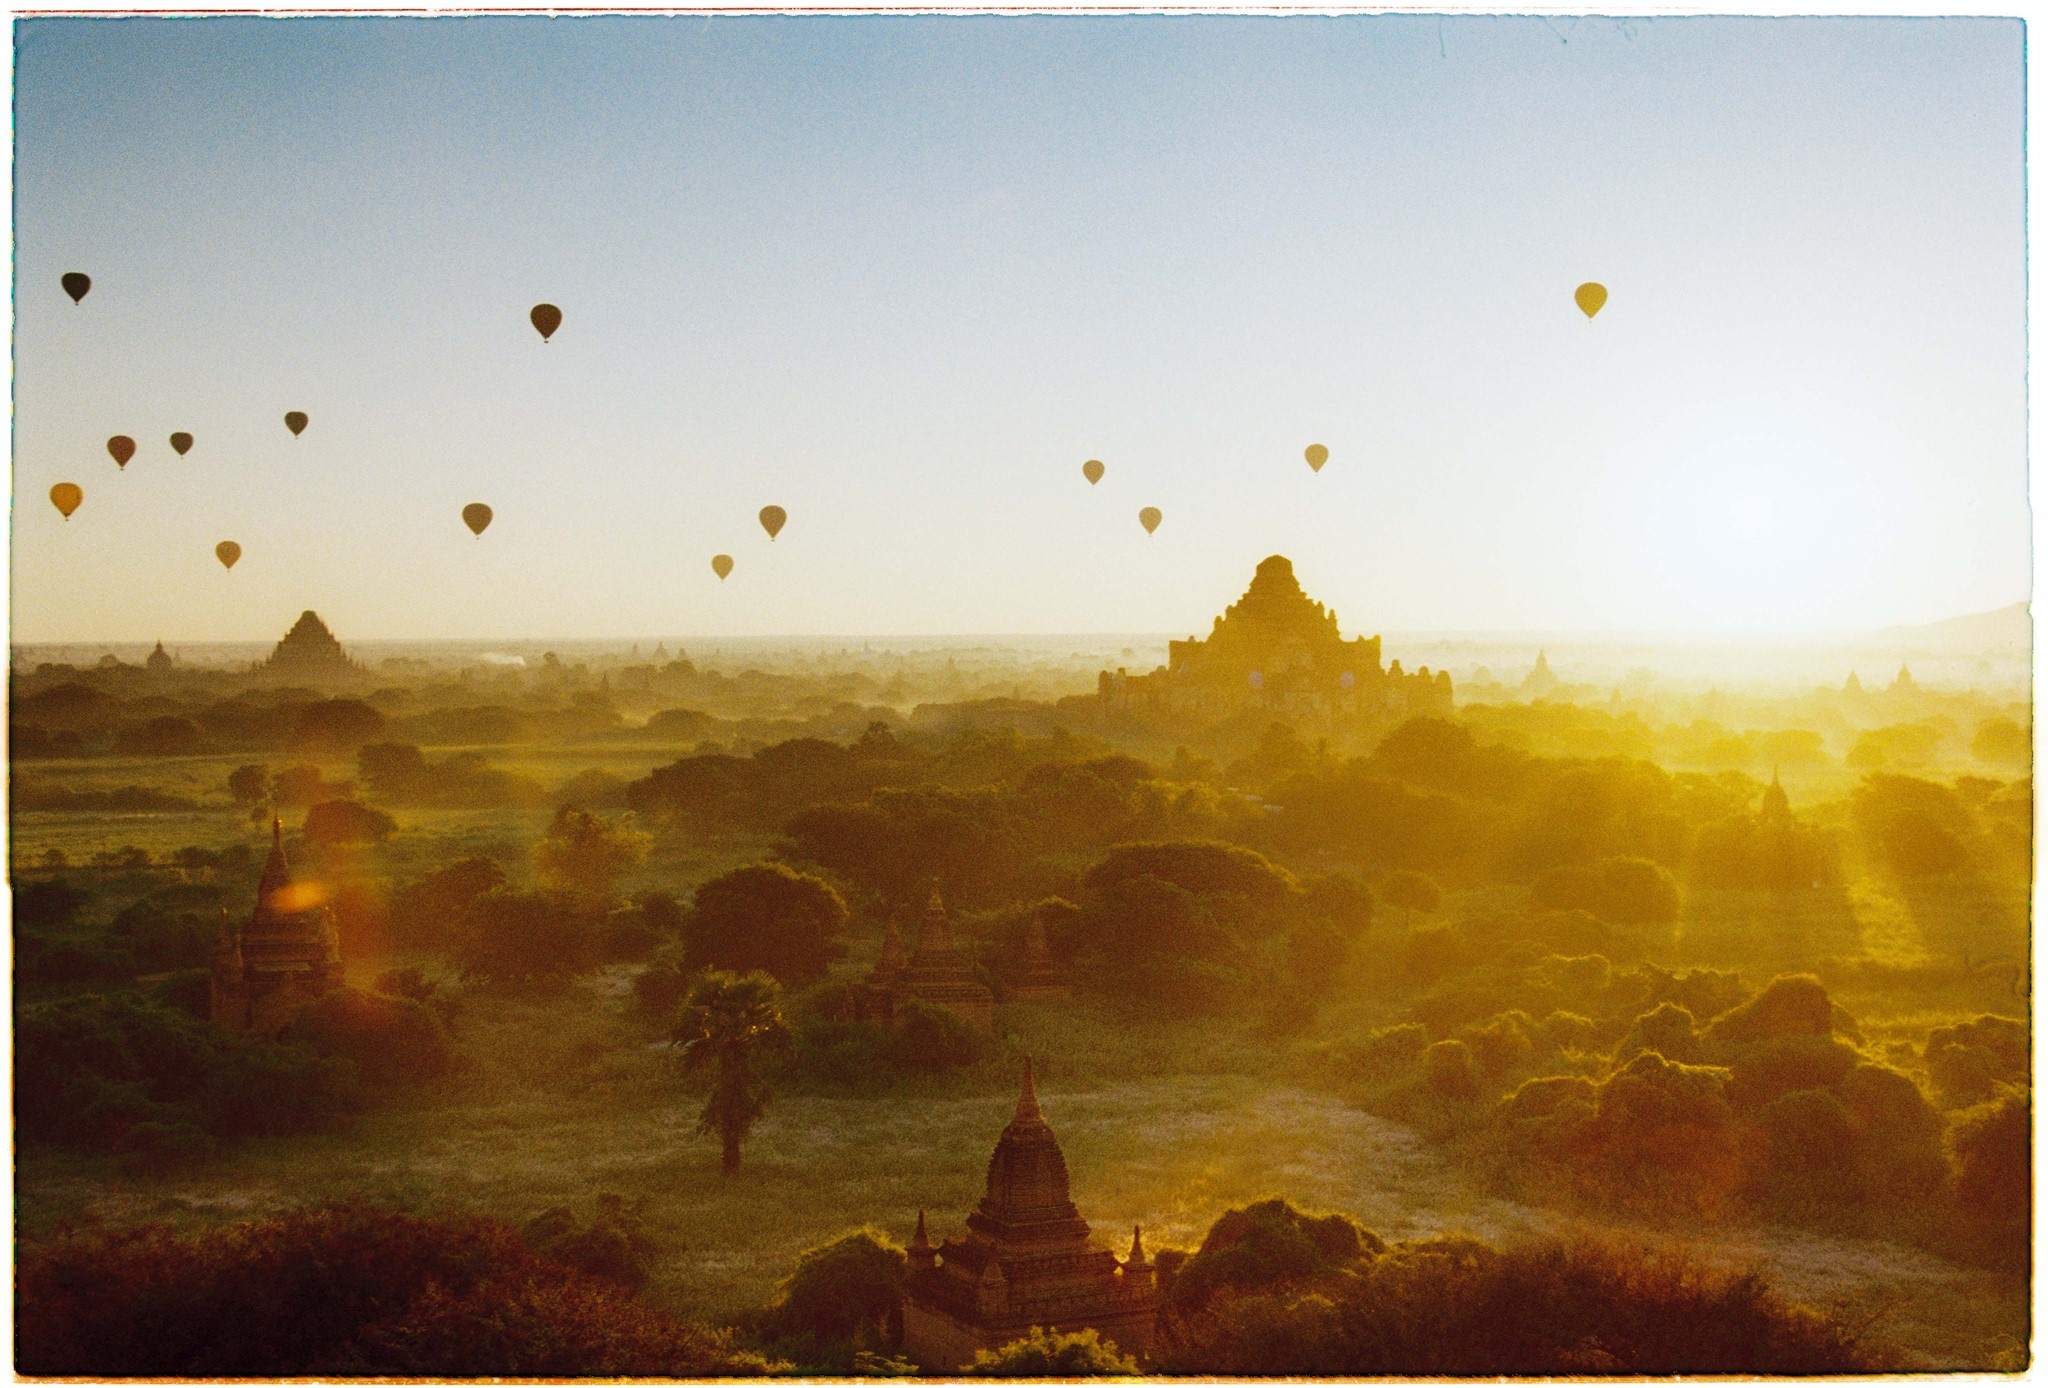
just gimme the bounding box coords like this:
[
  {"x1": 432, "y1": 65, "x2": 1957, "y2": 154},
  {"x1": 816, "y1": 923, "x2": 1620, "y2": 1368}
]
[{"x1": 13, "y1": 15, "x2": 2027, "y2": 641}]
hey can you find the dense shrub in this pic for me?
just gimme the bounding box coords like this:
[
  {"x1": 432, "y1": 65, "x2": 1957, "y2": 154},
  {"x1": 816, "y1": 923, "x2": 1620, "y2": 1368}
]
[
  {"x1": 457, "y1": 890, "x2": 598, "y2": 985},
  {"x1": 304, "y1": 799, "x2": 398, "y2": 847},
  {"x1": 966, "y1": 1327, "x2": 1138, "y2": 1376},
  {"x1": 884, "y1": 999, "x2": 985, "y2": 1072},
  {"x1": 1530, "y1": 856, "x2": 1680, "y2": 926},
  {"x1": 768, "y1": 1228, "x2": 906, "y2": 1345},
  {"x1": 17, "y1": 1202, "x2": 772, "y2": 1376},
  {"x1": 685, "y1": 863, "x2": 849, "y2": 984},
  {"x1": 286, "y1": 987, "x2": 455, "y2": 1086}
]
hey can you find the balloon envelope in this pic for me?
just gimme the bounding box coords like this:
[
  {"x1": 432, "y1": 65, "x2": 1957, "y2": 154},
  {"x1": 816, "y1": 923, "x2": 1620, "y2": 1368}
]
[
  {"x1": 531, "y1": 303, "x2": 562, "y2": 341},
  {"x1": 1305, "y1": 443, "x2": 1329, "y2": 472},
  {"x1": 169, "y1": 432, "x2": 193, "y2": 456},
  {"x1": 215, "y1": 541, "x2": 241, "y2": 570},
  {"x1": 1575, "y1": 282, "x2": 1608, "y2": 319},
  {"x1": 463, "y1": 503, "x2": 493, "y2": 536},
  {"x1": 61, "y1": 272, "x2": 90, "y2": 304},
  {"x1": 107, "y1": 436, "x2": 135, "y2": 468},
  {"x1": 1082, "y1": 459, "x2": 1105, "y2": 485},
  {"x1": 49, "y1": 483, "x2": 82, "y2": 519},
  {"x1": 1139, "y1": 506, "x2": 1162, "y2": 535},
  {"x1": 712, "y1": 554, "x2": 734, "y2": 580},
  {"x1": 759, "y1": 505, "x2": 787, "y2": 540},
  {"x1": 284, "y1": 411, "x2": 308, "y2": 436}
]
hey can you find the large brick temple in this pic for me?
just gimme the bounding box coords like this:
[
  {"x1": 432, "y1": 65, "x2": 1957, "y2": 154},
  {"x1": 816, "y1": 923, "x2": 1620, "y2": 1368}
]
[
  {"x1": 210, "y1": 819, "x2": 345, "y2": 1035},
  {"x1": 902, "y1": 1061, "x2": 1157, "y2": 1370}
]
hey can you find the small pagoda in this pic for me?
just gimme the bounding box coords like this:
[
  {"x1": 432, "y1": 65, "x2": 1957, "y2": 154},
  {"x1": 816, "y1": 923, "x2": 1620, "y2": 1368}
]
[
  {"x1": 211, "y1": 820, "x2": 345, "y2": 1035},
  {"x1": 847, "y1": 888, "x2": 995, "y2": 1032},
  {"x1": 1004, "y1": 916, "x2": 1070, "y2": 1001},
  {"x1": 902, "y1": 1061, "x2": 1157, "y2": 1370}
]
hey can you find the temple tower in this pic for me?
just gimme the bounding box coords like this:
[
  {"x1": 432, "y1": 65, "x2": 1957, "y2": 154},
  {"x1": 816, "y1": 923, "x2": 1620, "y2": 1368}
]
[
  {"x1": 902, "y1": 1061, "x2": 1157, "y2": 1370},
  {"x1": 210, "y1": 819, "x2": 346, "y2": 1035}
]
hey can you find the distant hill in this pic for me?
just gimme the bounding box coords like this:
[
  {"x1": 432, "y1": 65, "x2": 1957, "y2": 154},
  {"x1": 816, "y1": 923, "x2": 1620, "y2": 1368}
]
[{"x1": 1873, "y1": 602, "x2": 2031, "y2": 652}]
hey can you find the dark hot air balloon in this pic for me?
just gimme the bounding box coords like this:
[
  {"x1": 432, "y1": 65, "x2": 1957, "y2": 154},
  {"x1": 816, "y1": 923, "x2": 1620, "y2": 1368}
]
[
  {"x1": 1575, "y1": 282, "x2": 1608, "y2": 320},
  {"x1": 1139, "y1": 507, "x2": 1162, "y2": 535},
  {"x1": 712, "y1": 554, "x2": 734, "y2": 580},
  {"x1": 215, "y1": 541, "x2": 241, "y2": 570},
  {"x1": 284, "y1": 412, "x2": 308, "y2": 436},
  {"x1": 61, "y1": 273, "x2": 90, "y2": 304},
  {"x1": 531, "y1": 304, "x2": 562, "y2": 342},
  {"x1": 463, "y1": 503, "x2": 493, "y2": 536},
  {"x1": 49, "y1": 483, "x2": 82, "y2": 519},
  {"x1": 759, "y1": 506, "x2": 787, "y2": 540},
  {"x1": 1083, "y1": 459, "x2": 1105, "y2": 485},
  {"x1": 169, "y1": 433, "x2": 193, "y2": 456},
  {"x1": 107, "y1": 436, "x2": 135, "y2": 468},
  {"x1": 1305, "y1": 443, "x2": 1329, "y2": 472}
]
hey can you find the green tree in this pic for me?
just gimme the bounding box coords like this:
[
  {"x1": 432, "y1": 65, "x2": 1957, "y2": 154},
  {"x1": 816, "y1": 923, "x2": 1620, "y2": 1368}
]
[
  {"x1": 770, "y1": 1228, "x2": 906, "y2": 1346},
  {"x1": 673, "y1": 971, "x2": 791, "y2": 1174},
  {"x1": 966, "y1": 1327, "x2": 1138, "y2": 1376},
  {"x1": 685, "y1": 864, "x2": 849, "y2": 983},
  {"x1": 304, "y1": 799, "x2": 398, "y2": 847},
  {"x1": 533, "y1": 807, "x2": 652, "y2": 900}
]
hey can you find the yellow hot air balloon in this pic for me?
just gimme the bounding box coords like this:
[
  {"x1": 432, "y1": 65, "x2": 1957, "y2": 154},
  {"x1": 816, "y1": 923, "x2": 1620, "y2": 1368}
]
[
  {"x1": 107, "y1": 435, "x2": 135, "y2": 468},
  {"x1": 1139, "y1": 507, "x2": 1162, "y2": 535},
  {"x1": 215, "y1": 541, "x2": 241, "y2": 570},
  {"x1": 284, "y1": 411, "x2": 308, "y2": 436},
  {"x1": 712, "y1": 554, "x2": 734, "y2": 581},
  {"x1": 1305, "y1": 443, "x2": 1329, "y2": 473},
  {"x1": 1082, "y1": 459, "x2": 1105, "y2": 485},
  {"x1": 169, "y1": 432, "x2": 193, "y2": 456},
  {"x1": 759, "y1": 506, "x2": 787, "y2": 540},
  {"x1": 463, "y1": 503, "x2": 493, "y2": 536},
  {"x1": 49, "y1": 483, "x2": 82, "y2": 519},
  {"x1": 1575, "y1": 282, "x2": 1608, "y2": 320},
  {"x1": 531, "y1": 303, "x2": 562, "y2": 342}
]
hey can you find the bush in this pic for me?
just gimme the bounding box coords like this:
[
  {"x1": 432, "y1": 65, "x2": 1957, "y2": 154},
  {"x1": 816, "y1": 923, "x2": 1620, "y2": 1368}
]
[
  {"x1": 521, "y1": 1195, "x2": 659, "y2": 1291},
  {"x1": 286, "y1": 987, "x2": 454, "y2": 1086},
  {"x1": 966, "y1": 1326, "x2": 1138, "y2": 1376},
  {"x1": 1167, "y1": 1198, "x2": 1380, "y2": 1315},
  {"x1": 884, "y1": 999, "x2": 985, "y2": 1072},
  {"x1": 458, "y1": 890, "x2": 597, "y2": 985},
  {"x1": 17, "y1": 1202, "x2": 773, "y2": 1376},
  {"x1": 304, "y1": 799, "x2": 398, "y2": 847},
  {"x1": 769, "y1": 1228, "x2": 906, "y2": 1345},
  {"x1": 1530, "y1": 856, "x2": 1679, "y2": 926}
]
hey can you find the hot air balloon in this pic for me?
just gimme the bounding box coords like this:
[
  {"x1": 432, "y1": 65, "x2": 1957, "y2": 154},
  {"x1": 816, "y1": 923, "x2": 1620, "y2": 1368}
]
[
  {"x1": 463, "y1": 503, "x2": 493, "y2": 537},
  {"x1": 1139, "y1": 507, "x2": 1162, "y2": 535},
  {"x1": 284, "y1": 411, "x2": 308, "y2": 436},
  {"x1": 531, "y1": 304, "x2": 562, "y2": 342},
  {"x1": 759, "y1": 506, "x2": 787, "y2": 540},
  {"x1": 1575, "y1": 282, "x2": 1608, "y2": 320},
  {"x1": 169, "y1": 432, "x2": 193, "y2": 456},
  {"x1": 61, "y1": 273, "x2": 90, "y2": 304},
  {"x1": 1082, "y1": 459, "x2": 1105, "y2": 486},
  {"x1": 1305, "y1": 443, "x2": 1329, "y2": 473},
  {"x1": 49, "y1": 483, "x2": 82, "y2": 519},
  {"x1": 712, "y1": 554, "x2": 734, "y2": 581},
  {"x1": 215, "y1": 541, "x2": 241, "y2": 570},
  {"x1": 107, "y1": 436, "x2": 135, "y2": 468}
]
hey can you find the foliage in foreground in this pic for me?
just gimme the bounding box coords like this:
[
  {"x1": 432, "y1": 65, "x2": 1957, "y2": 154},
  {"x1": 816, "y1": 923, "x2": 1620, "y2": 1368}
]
[
  {"x1": 16, "y1": 1202, "x2": 774, "y2": 1377},
  {"x1": 966, "y1": 1326, "x2": 1139, "y2": 1376},
  {"x1": 1154, "y1": 1199, "x2": 1897, "y2": 1376}
]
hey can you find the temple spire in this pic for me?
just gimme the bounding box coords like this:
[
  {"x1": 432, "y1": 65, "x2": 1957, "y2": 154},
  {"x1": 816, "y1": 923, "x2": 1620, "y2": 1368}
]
[
  {"x1": 1125, "y1": 1224, "x2": 1150, "y2": 1270},
  {"x1": 1015, "y1": 1057, "x2": 1043, "y2": 1124}
]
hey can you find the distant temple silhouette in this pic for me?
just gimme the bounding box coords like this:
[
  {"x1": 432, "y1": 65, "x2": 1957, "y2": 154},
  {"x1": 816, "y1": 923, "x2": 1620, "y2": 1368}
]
[
  {"x1": 902, "y1": 1061, "x2": 1156, "y2": 1370},
  {"x1": 1097, "y1": 555, "x2": 1451, "y2": 726},
  {"x1": 847, "y1": 888, "x2": 995, "y2": 1032},
  {"x1": 211, "y1": 820, "x2": 345, "y2": 1035},
  {"x1": 145, "y1": 641, "x2": 175, "y2": 672},
  {"x1": 265, "y1": 610, "x2": 359, "y2": 674}
]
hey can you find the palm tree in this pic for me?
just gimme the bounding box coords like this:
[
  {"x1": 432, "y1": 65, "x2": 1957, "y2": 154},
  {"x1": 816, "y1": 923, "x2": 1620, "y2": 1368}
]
[{"x1": 672, "y1": 969, "x2": 791, "y2": 1174}]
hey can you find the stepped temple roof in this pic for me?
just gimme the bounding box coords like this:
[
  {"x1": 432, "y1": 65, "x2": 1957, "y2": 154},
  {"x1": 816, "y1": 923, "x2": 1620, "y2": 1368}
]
[{"x1": 267, "y1": 611, "x2": 355, "y2": 672}]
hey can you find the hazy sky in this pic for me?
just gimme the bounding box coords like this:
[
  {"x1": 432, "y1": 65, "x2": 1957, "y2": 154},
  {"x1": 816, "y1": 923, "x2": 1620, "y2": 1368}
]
[{"x1": 13, "y1": 15, "x2": 2027, "y2": 642}]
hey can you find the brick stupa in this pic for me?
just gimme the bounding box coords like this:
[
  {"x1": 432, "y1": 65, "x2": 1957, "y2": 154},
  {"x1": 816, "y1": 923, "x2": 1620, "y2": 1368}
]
[
  {"x1": 265, "y1": 610, "x2": 357, "y2": 674},
  {"x1": 849, "y1": 889, "x2": 995, "y2": 1032},
  {"x1": 902, "y1": 1060, "x2": 1156, "y2": 1369},
  {"x1": 211, "y1": 819, "x2": 345, "y2": 1035}
]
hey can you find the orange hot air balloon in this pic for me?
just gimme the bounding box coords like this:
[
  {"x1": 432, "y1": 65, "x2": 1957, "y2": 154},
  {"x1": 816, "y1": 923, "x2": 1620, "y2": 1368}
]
[
  {"x1": 215, "y1": 541, "x2": 241, "y2": 570},
  {"x1": 712, "y1": 554, "x2": 734, "y2": 581},
  {"x1": 107, "y1": 435, "x2": 135, "y2": 468},
  {"x1": 1575, "y1": 282, "x2": 1608, "y2": 320},
  {"x1": 463, "y1": 503, "x2": 493, "y2": 537},
  {"x1": 1139, "y1": 507, "x2": 1162, "y2": 535},
  {"x1": 759, "y1": 506, "x2": 787, "y2": 540},
  {"x1": 169, "y1": 432, "x2": 193, "y2": 456},
  {"x1": 284, "y1": 411, "x2": 308, "y2": 436},
  {"x1": 1082, "y1": 459, "x2": 1105, "y2": 486},
  {"x1": 1305, "y1": 443, "x2": 1329, "y2": 473},
  {"x1": 61, "y1": 272, "x2": 90, "y2": 304},
  {"x1": 531, "y1": 303, "x2": 562, "y2": 342},
  {"x1": 49, "y1": 483, "x2": 82, "y2": 519}
]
